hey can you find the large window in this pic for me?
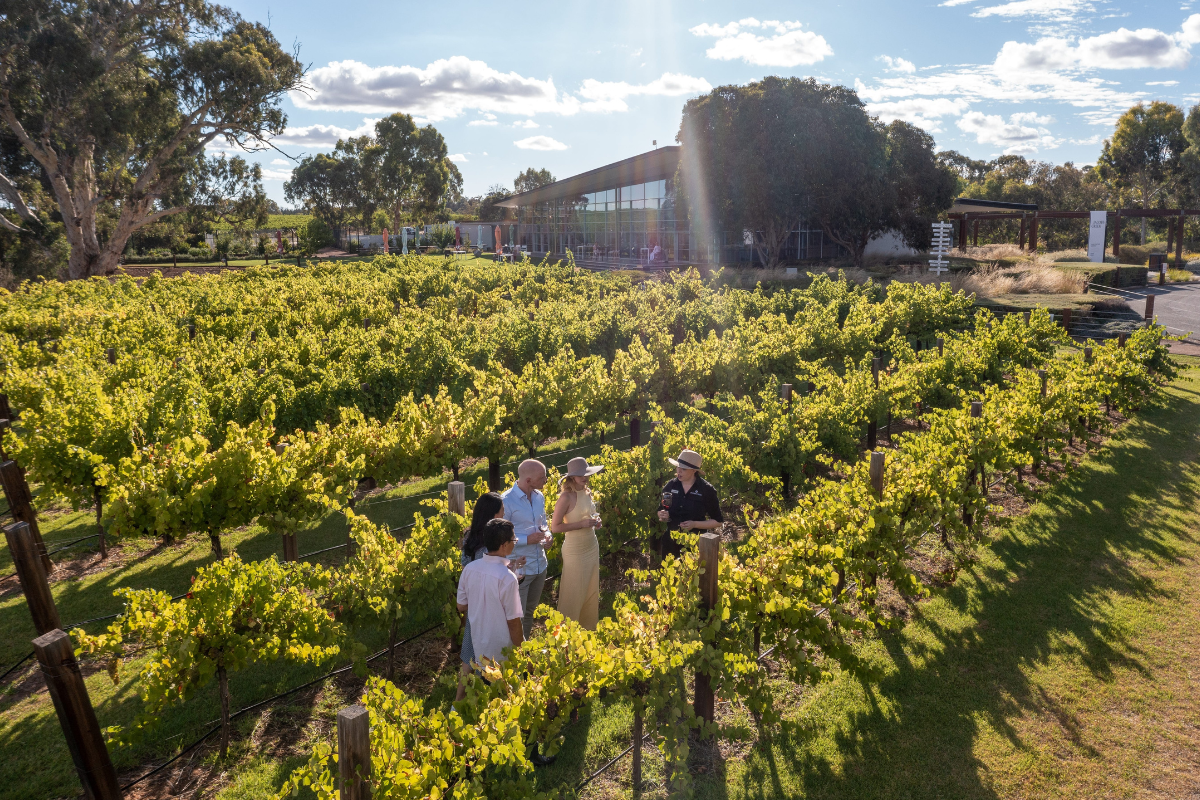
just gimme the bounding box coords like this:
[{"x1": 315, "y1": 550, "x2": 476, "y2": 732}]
[{"x1": 514, "y1": 179, "x2": 686, "y2": 263}]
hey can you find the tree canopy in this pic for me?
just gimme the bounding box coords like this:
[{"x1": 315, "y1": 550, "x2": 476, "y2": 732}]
[
  {"x1": 1096, "y1": 101, "x2": 1187, "y2": 243},
  {"x1": 514, "y1": 167, "x2": 555, "y2": 194},
  {"x1": 676, "y1": 77, "x2": 955, "y2": 267},
  {"x1": 284, "y1": 113, "x2": 452, "y2": 240},
  {"x1": 0, "y1": 0, "x2": 304, "y2": 278}
]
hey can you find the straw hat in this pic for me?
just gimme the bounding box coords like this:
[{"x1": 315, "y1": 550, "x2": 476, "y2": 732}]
[
  {"x1": 558, "y1": 456, "x2": 605, "y2": 484},
  {"x1": 668, "y1": 449, "x2": 703, "y2": 470}
]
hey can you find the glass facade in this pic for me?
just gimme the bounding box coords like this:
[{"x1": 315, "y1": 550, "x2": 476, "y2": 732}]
[{"x1": 512, "y1": 178, "x2": 691, "y2": 265}]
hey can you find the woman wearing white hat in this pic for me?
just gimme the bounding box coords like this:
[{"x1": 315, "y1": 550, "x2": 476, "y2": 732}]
[
  {"x1": 550, "y1": 456, "x2": 604, "y2": 630},
  {"x1": 656, "y1": 449, "x2": 723, "y2": 559}
]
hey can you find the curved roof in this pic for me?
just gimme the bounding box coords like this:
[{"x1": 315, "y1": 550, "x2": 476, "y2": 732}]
[{"x1": 496, "y1": 146, "x2": 681, "y2": 208}]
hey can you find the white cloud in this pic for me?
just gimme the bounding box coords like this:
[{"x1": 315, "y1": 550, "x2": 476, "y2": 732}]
[
  {"x1": 866, "y1": 97, "x2": 971, "y2": 131},
  {"x1": 1077, "y1": 27, "x2": 1191, "y2": 69},
  {"x1": 448, "y1": 153, "x2": 468, "y2": 162},
  {"x1": 956, "y1": 110, "x2": 1060, "y2": 153},
  {"x1": 261, "y1": 168, "x2": 294, "y2": 181},
  {"x1": 576, "y1": 72, "x2": 712, "y2": 112},
  {"x1": 971, "y1": 0, "x2": 1092, "y2": 20},
  {"x1": 690, "y1": 18, "x2": 832, "y2": 67},
  {"x1": 1147, "y1": 80, "x2": 1181, "y2": 85},
  {"x1": 513, "y1": 119, "x2": 540, "y2": 129},
  {"x1": 994, "y1": 38, "x2": 1079, "y2": 73},
  {"x1": 940, "y1": 0, "x2": 978, "y2": 5},
  {"x1": 295, "y1": 56, "x2": 581, "y2": 120},
  {"x1": 270, "y1": 158, "x2": 291, "y2": 166},
  {"x1": 1179, "y1": 13, "x2": 1200, "y2": 43},
  {"x1": 468, "y1": 120, "x2": 499, "y2": 126},
  {"x1": 271, "y1": 118, "x2": 379, "y2": 149},
  {"x1": 514, "y1": 135, "x2": 568, "y2": 151},
  {"x1": 879, "y1": 55, "x2": 917, "y2": 73}
]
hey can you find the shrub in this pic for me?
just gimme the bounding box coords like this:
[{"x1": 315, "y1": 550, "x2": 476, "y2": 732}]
[{"x1": 297, "y1": 218, "x2": 333, "y2": 255}]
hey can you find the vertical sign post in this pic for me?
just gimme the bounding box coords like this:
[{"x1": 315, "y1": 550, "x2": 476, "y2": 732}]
[
  {"x1": 1087, "y1": 211, "x2": 1107, "y2": 263},
  {"x1": 382, "y1": 227, "x2": 389, "y2": 256},
  {"x1": 929, "y1": 222, "x2": 952, "y2": 277}
]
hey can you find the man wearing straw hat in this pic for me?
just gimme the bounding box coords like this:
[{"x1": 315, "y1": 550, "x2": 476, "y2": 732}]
[{"x1": 656, "y1": 449, "x2": 723, "y2": 559}]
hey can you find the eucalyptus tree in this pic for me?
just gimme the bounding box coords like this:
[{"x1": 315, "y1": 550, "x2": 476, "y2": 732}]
[
  {"x1": 0, "y1": 0, "x2": 304, "y2": 278},
  {"x1": 1096, "y1": 102, "x2": 1186, "y2": 244},
  {"x1": 369, "y1": 113, "x2": 451, "y2": 234}
]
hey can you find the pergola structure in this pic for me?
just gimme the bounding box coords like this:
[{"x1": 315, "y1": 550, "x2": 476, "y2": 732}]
[{"x1": 948, "y1": 199, "x2": 1198, "y2": 263}]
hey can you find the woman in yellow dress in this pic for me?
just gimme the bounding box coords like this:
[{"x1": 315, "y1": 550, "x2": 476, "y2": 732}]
[{"x1": 551, "y1": 456, "x2": 603, "y2": 630}]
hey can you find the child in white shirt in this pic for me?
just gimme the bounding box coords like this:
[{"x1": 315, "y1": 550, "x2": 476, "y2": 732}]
[{"x1": 456, "y1": 518, "x2": 524, "y2": 665}]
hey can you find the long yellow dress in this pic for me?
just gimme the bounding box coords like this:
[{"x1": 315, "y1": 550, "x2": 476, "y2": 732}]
[{"x1": 557, "y1": 489, "x2": 600, "y2": 630}]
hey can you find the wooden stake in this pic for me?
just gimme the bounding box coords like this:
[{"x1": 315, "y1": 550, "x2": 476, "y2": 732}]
[
  {"x1": 0, "y1": 460, "x2": 52, "y2": 574},
  {"x1": 448, "y1": 481, "x2": 466, "y2": 517},
  {"x1": 105, "y1": 347, "x2": 115, "y2": 365},
  {"x1": 33, "y1": 629, "x2": 121, "y2": 800},
  {"x1": 1145, "y1": 295, "x2": 1154, "y2": 321},
  {"x1": 1084, "y1": 346, "x2": 1093, "y2": 363},
  {"x1": 630, "y1": 415, "x2": 641, "y2": 447},
  {"x1": 338, "y1": 705, "x2": 371, "y2": 800},
  {"x1": 872, "y1": 357, "x2": 881, "y2": 388},
  {"x1": 632, "y1": 697, "x2": 644, "y2": 797},
  {"x1": 694, "y1": 533, "x2": 721, "y2": 725},
  {"x1": 1038, "y1": 369, "x2": 1048, "y2": 397},
  {"x1": 1118, "y1": 332, "x2": 1128, "y2": 347},
  {"x1": 188, "y1": 324, "x2": 196, "y2": 341},
  {"x1": 869, "y1": 451, "x2": 885, "y2": 497},
  {"x1": 937, "y1": 337, "x2": 944, "y2": 357},
  {"x1": 5, "y1": 521, "x2": 60, "y2": 634}
]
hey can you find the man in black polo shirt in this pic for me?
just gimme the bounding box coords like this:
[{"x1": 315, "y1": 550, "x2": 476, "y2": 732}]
[{"x1": 655, "y1": 449, "x2": 723, "y2": 559}]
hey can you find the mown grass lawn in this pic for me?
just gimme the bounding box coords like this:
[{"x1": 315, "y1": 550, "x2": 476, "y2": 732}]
[{"x1": 2, "y1": 362, "x2": 1197, "y2": 800}]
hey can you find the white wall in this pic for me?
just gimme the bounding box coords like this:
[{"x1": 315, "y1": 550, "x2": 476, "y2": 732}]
[{"x1": 863, "y1": 230, "x2": 919, "y2": 258}]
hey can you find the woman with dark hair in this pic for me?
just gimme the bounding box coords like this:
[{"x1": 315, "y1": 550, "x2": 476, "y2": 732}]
[{"x1": 456, "y1": 491, "x2": 510, "y2": 701}]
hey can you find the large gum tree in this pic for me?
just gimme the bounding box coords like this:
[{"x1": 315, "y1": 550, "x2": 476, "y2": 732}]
[{"x1": 0, "y1": 1, "x2": 304, "y2": 279}]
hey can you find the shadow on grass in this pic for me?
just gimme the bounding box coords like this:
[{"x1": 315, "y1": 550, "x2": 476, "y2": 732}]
[{"x1": 723, "y1": 378, "x2": 1200, "y2": 800}]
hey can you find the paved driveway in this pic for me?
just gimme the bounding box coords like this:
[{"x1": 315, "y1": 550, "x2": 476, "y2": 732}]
[{"x1": 1144, "y1": 281, "x2": 1200, "y2": 354}]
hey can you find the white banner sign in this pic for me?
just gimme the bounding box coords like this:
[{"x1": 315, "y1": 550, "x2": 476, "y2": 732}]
[{"x1": 1088, "y1": 211, "x2": 1107, "y2": 263}]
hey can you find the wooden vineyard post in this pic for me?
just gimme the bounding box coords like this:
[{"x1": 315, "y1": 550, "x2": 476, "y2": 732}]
[
  {"x1": 5, "y1": 521, "x2": 60, "y2": 634},
  {"x1": 1061, "y1": 308, "x2": 1072, "y2": 335},
  {"x1": 869, "y1": 451, "x2": 885, "y2": 497},
  {"x1": 915, "y1": 400, "x2": 923, "y2": 430},
  {"x1": 92, "y1": 484, "x2": 106, "y2": 559},
  {"x1": 105, "y1": 347, "x2": 116, "y2": 365},
  {"x1": 693, "y1": 533, "x2": 721, "y2": 726},
  {"x1": 1084, "y1": 346, "x2": 1092, "y2": 363},
  {"x1": 937, "y1": 337, "x2": 944, "y2": 357},
  {"x1": 447, "y1": 481, "x2": 466, "y2": 517},
  {"x1": 487, "y1": 456, "x2": 501, "y2": 491},
  {"x1": 188, "y1": 324, "x2": 196, "y2": 341},
  {"x1": 867, "y1": 357, "x2": 881, "y2": 449},
  {"x1": 0, "y1": 459, "x2": 52, "y2": 574},
  {"x1": 1118, "y1": 332, "x2": 1128, "y2": 347},
  {"x1": 338, "y1": 705, "x2": 371, "y2": 800},
  {"x1": 629, "y1": 415, "x2": 641, "y2": 447},
  {"x1": 780, "y1": 384, "x2": 793, "y2": 499},
  {"x1": 33, "y1": 629, "x2": 121, "y2": 800},
  {"x1": 1023, "y1": 310, "x2": 1031, "y2": 326},
  {"x1": 273, "y1": 444, "x2": 297, "y2": 561},
  {"x1": 1145, "y1": 295, "x2": 1154, "y2": 321}
]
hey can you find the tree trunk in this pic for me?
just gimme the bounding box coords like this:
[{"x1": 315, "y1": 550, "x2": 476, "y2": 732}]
[
  {"x1": 218, "y1": 666, "x2": 230, "y2": 760},
  {"x1": 210, "y1": 531, "x2": 223, "y2": 558}
]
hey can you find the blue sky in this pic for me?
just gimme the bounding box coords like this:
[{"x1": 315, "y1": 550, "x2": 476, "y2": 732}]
[{"x1": 219, "y1": 0, "x2": 1200, "y2": 202}]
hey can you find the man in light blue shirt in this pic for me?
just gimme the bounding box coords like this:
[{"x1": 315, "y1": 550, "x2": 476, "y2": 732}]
[{"x1": 500, "y1": 459, "x2": 551, "y2": 637}]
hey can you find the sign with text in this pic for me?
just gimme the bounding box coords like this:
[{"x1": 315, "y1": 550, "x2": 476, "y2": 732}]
[
  {"x1": 929, "y1": 221, "x2": 952, "y2": 275},
  {"x1": 1088, "y1": 211, "x2": 1107, "y2": 263}
]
